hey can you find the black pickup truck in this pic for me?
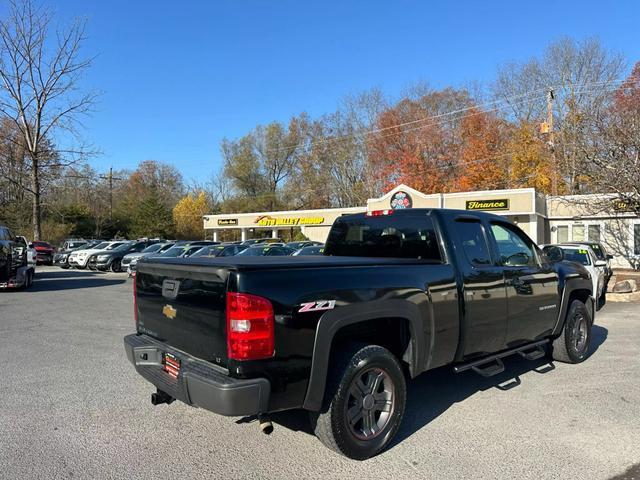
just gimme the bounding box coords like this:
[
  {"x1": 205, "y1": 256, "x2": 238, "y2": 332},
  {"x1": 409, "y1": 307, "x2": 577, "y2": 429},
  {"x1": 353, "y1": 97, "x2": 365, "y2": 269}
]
[
  {"x1": 0, "y1": 225, "x2": 34, "y2": 289},
  {"x1": 124, "y1": 208, "x2": 594, "y2": 459}
]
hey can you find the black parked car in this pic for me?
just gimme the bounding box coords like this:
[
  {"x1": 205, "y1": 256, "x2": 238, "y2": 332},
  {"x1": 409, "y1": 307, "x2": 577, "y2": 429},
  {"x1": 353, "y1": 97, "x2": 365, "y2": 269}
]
[
  {"x1": 122, "y1": 242, "x2": 177, "y2": 275},
  {"x1": 236, "y1": 245, "x2": 296, "y2": 256},
  {"x1": 241, "y1": 238, "x2": 284, "y2": 246},
  {"x1": 154, "y1": 244, "x2": 207, "y2": 259},
  {"x1": 292, "y1": 245, "x2": 325, "y2": 256},
  {"x1": 88, "y1": 240, "x2": 159, "y2": 272},
  {"x1": 54, "y1": 240, "x2": 103, "y2": 269},
  {"x1": 190, "y1": 244, "x2": 248, "y2": 258},
  {"x1": 286, "y1": 241, "x2": 323, "y2": 250}
]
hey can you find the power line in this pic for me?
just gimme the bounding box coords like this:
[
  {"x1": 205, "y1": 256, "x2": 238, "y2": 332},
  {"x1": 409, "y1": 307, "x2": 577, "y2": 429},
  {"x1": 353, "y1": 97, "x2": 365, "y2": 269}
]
[{"x1": 262, "y1": 78, "x2": 639, "y2": 155}]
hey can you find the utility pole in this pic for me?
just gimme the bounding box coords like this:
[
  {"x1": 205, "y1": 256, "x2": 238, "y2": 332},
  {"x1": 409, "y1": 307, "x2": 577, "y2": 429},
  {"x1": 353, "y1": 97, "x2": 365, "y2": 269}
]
[
  {"x1": 546, "y1": 88, "x2": 557, "y2": 195},
  {"x1": 108, "y1": 166, "x2": 113, "y2": 221}
]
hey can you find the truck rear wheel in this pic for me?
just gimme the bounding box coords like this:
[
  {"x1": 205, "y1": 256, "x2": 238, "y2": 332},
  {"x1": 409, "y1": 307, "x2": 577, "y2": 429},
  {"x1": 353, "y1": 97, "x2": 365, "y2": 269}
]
[
  {"x1": 309, "y1": 343, "x2": 406, "y2": 460},
  {"x1": 551, "y1": 299, "x2": 592, "y2": 363}
]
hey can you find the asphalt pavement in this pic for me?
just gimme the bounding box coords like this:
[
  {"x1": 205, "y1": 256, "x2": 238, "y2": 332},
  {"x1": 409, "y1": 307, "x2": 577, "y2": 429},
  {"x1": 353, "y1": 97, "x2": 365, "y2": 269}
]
[{"x1": 1, "y1": 266, "x2": 639, "y2": 479}]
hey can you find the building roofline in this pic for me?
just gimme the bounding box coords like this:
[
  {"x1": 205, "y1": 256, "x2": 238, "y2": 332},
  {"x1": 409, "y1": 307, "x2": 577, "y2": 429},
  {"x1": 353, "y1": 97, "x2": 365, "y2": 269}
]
[
  {"x1": 204, "y1": 206, "x2": 367, "y2": 220},
  {"x1": 443, "y1": 187, "x2": 536, "y2": 197}
]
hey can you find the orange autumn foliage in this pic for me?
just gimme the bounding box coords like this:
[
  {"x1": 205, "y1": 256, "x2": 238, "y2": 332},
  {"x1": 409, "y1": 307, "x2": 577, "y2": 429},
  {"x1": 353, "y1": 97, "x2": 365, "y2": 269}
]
[
  {"x1": 456, "y1": 109, "x2": 508, "y2": 191},
  {"x1": 368, "y1": 93, "x2": 467, "y2": 194},
  {"x1": 507, "y1": 122, "x2": 559, "y2": 194}
]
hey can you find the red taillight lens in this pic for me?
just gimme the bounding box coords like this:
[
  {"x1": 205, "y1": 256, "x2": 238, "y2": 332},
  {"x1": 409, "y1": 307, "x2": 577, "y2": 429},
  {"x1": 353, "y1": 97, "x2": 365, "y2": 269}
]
[
  {"x1": 226, "y1": 292, "x2": 274, "y2": 360},
  {"x1": 366, "y1": 209, "x2": 394, "y2": 217},
  {"x1": 132, "y1": 272, "x2": 138, "y2": 327}
]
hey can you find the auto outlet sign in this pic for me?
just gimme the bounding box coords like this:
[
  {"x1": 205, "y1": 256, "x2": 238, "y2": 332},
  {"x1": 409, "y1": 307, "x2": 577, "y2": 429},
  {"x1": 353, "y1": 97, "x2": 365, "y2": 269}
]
[{"x1": 254, "y1": 215, "x2": 326, "y2": 227}]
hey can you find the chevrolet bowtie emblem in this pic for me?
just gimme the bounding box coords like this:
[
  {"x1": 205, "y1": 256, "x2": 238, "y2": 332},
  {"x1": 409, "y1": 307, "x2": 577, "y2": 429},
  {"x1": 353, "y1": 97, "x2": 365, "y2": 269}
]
[{"x1": 163, "y1": 304, "x2": 177, "y2": 320}]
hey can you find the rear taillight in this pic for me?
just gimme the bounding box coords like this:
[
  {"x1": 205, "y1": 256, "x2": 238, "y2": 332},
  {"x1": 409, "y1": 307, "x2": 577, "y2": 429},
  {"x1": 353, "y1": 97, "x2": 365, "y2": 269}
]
[
  {"x1": 226, "y1": 292, "x2": 274, "y2": 361},
  {"x1": 132, "y1": 272, "x2": 138, "y2": 327}
]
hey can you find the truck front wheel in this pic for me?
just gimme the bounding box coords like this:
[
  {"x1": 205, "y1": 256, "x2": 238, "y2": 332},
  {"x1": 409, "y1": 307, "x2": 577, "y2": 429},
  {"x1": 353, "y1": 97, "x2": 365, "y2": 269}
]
[
  {"x1": 551, "y1": 299, "x2": 592, "y2": 363},
  {"x1": 309, "y1": 343, "x2": 406, "y2": 460}
]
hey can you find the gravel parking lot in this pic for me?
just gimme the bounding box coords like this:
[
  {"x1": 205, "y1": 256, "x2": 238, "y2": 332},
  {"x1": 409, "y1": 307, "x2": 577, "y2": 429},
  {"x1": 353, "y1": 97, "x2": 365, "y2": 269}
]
[{"x1": 1, "y1": 266, "x2": 639, "y2": 479}]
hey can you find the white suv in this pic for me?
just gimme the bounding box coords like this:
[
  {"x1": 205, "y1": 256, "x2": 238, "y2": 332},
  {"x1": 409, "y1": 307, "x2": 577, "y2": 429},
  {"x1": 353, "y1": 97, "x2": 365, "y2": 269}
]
[{"x1": 68, "y1": 241, "x2": 127, "y2": 269}]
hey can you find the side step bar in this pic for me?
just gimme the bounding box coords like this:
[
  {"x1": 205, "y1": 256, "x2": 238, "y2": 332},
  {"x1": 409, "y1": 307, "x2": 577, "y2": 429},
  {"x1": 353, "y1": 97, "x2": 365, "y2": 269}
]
[{"x1": 453, "y1": 339, "x2": 549, "y2": 377}]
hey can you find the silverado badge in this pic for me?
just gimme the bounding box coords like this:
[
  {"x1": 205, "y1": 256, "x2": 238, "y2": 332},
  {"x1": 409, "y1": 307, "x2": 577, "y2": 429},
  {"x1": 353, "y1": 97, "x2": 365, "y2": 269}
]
[{"x1": 163, "y1": 304, "x2": 177, "y2": 320}]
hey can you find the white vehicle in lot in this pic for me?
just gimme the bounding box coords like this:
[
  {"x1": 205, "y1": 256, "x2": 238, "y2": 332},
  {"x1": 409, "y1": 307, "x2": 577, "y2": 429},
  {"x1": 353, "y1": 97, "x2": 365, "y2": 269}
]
[
  {"x1": 545, "y1": 244, "x2": 607, "y2": 306},
  {"x1": 16, "y1": 236, "x2": 37, "y2": 269},
  {"x1": 68, "y1": 241, "x2": 127, "y2": 269}
]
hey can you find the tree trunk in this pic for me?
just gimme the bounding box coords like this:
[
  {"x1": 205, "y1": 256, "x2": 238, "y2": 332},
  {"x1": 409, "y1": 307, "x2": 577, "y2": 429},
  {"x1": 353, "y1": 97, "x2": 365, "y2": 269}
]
[{"x1": 31, "y1": 154, "x2": 42, "y2": 241}]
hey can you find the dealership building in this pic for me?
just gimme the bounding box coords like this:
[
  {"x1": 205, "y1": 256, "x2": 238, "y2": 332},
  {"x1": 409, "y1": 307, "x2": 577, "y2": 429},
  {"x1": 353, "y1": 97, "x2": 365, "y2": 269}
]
[{"x1": 204, "y1": 184, "x2": 640, "y2": 269}]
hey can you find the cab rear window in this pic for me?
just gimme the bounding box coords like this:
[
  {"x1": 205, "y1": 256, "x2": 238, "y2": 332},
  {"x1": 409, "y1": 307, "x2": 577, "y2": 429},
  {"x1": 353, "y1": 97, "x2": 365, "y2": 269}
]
[{"x1": 325, "y1": 214, "x2": 442, "y2": 261}]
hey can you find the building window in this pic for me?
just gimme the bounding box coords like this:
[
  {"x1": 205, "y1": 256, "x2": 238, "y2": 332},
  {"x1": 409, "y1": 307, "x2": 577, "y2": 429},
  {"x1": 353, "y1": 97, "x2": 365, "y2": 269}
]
[
  {"x1": 635, "y1": 224, "x2": 640, "y2": 255},
  {"x1": 572, "y1": 224, "x2": 585, "y2": 241},
  {"x1": 557, "y1": 225, "x2": 569, "y2": 243},
  {"x1": 588, "y1": 225, "x2": 601, "y2": 243}
]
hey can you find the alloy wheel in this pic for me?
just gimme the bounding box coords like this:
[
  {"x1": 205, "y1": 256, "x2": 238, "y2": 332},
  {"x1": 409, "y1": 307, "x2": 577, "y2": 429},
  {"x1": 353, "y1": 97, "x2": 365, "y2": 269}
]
[{"x1": 344, "y1": 367, "x2": 395, "y2": 440}]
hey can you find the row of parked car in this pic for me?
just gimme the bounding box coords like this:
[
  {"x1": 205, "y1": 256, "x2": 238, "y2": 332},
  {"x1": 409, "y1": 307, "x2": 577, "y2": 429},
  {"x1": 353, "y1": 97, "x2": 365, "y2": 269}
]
[{"x1": 52, "y1": 237, "x2": 325, "y2": 275}]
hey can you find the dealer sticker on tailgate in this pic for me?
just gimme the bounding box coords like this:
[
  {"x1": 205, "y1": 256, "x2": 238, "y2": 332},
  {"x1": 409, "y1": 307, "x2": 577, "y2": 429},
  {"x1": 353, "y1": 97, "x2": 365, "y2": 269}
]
[{"x1": 163, "y1": 353, "x2": 180, "y2": 379}]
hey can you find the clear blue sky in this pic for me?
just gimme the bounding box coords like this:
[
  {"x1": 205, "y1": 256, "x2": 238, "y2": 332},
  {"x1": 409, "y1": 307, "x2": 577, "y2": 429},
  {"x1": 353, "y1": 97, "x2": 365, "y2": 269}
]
[{"x1": 51, "y1": 0, "x2": 640, "y2": 183}]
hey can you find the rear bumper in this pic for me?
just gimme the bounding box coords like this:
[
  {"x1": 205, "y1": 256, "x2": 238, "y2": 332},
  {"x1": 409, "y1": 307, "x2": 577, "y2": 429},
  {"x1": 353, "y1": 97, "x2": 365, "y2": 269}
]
[
  {"x1": 124, "y1": 334, "x2": 270, "y2": 416},
  {"x1": 36, "y1": 252, "x2": 52, "y2": 263}
]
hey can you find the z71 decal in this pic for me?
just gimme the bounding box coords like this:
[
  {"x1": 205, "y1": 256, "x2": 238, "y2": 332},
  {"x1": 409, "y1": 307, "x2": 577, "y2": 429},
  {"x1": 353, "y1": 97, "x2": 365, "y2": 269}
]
[{"x1": 298, "y1": 300, "x2": 336, "y2": 313}]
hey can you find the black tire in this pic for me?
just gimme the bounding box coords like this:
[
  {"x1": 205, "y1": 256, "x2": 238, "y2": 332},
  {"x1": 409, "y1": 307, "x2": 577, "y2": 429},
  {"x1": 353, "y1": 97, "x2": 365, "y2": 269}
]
[
  {"x1": 111, "y1": 259, "x2": 122, "y2": 273},
  {"x1": 60, "y1": 265, "x2": 69, "y2": 269},
  {"x1": 551, "y1": 299, "x2": 592, "y2": 363},
  {"x1": 309, "y1": 343, "x2": 406, "y2": 460}
]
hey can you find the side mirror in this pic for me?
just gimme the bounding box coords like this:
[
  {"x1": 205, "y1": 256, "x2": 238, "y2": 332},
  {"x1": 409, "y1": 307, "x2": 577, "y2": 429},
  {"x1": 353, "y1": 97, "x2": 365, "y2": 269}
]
[
  {"x1": 595, "y1": 260, "x2": 607, "y2": 267},
  {"x1": 606, "y1": 254, "x2": 614, "y2": 260},
  {"x1": 28, "y1": 243, "x2": 34, "y2": 249},
  {"x1": 543, "y1": 246, "x2": 564, "y2": 263}
]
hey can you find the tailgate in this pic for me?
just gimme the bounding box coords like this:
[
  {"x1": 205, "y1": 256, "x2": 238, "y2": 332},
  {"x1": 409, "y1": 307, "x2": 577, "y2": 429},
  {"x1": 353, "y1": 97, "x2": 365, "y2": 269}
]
[{"x1": 135, "y1": 262, "x2": 231, "y2": 366}]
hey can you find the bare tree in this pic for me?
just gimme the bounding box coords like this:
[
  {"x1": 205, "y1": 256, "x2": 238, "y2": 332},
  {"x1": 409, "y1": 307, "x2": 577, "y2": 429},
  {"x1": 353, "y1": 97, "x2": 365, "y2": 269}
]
[
  {"x1": 493, "y1": 37, "x2": 625, "y2": 193},
  {"x1": 581, "y1": 63, "x2": 640, "y2": 212},
  {"x1": 0, "y1": 0, "x2": 96, "y2": 239}
]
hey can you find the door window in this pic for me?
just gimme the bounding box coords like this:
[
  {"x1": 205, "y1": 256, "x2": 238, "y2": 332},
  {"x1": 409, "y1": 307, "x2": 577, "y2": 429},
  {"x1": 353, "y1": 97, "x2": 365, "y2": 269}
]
[
  {"x1": 456, "y1": 220, "x2": 492, "y2": 266},
  {"x1": 491, "y1": 223, "x2": 537, "y2": 267}
]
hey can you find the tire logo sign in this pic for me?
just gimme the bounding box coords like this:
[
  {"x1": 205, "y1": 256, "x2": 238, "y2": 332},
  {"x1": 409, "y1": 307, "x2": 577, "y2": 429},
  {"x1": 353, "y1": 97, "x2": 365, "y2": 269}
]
[{"x1": 390, "y1": 191, "x2": 412, "y2": 209}]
